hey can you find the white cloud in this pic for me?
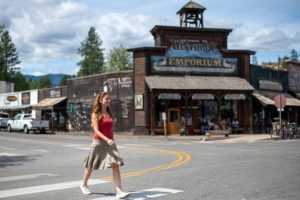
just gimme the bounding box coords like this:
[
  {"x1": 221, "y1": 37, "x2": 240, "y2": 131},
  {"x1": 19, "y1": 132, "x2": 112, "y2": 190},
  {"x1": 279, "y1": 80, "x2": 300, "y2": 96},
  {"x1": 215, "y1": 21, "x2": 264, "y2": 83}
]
[{"x1": 0, "y1": 0, "x2": 299, "y2": 74}]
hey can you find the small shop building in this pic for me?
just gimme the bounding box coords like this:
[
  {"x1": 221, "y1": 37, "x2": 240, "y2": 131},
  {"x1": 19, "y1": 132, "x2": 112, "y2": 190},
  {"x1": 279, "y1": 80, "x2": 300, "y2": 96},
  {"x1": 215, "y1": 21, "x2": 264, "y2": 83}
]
[
  {"x1": 66, "y1": 71, "x2": 134, "y2": 132},
  {"x1": 0, "y1": 90, "x2": 38, "y2": 117},
  {"x1": 32, "y1": 86, "x2": 67, "y2": 131},
  {"x1": 250, "y1": 65, "x2": 300, "y2": 133},
  {"x1": 129, "y1": 1, "x2": 255, "y2": 135}
]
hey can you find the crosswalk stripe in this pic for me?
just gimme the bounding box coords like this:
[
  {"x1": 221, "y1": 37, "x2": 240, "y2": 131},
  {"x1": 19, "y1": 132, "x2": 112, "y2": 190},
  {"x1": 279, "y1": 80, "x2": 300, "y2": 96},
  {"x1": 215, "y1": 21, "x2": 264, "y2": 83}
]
[
  {"x1": 0, "y1": 173, "x2": 57, "y2": 183},
  {"x1": 91, "y1": 187, "x2": 183, "y2": 200},
  {"x1": 75, "y1": 147, "x2": 90, "y2": 150},
  {"x1": 0, "y1": 179, "x2": 108, "y2": 198},
  {"x1": 0, "y1": 153, "x2": 21, "y2": 156},
  {"x1": 0, "y1": 146, "x2": 14, "y2": 151}
]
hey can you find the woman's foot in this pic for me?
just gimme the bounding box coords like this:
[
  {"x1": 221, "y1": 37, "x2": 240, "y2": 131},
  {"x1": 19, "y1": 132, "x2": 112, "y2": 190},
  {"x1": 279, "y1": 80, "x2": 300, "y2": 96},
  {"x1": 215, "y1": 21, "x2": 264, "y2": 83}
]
[
  {"x1": 80, "y1": 184, "x2": 91, "y2": 195},
  {"x1": 116, "y1": 190, "x2": 130, "y2": 199}
]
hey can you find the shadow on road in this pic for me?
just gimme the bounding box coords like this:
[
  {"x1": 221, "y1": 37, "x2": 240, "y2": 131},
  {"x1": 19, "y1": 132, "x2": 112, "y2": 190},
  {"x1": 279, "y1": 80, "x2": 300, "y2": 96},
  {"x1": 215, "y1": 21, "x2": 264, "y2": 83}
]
[{"x1": 0, "y1": 154, "x2": 40, "y2": 168}]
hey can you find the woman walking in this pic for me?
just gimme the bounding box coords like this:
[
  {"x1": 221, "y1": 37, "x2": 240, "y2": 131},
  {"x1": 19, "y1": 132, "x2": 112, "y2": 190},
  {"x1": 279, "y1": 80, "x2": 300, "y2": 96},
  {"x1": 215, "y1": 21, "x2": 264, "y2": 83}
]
[{"x1": 80, "y1": 92, "x2": 130, "y2": 199}]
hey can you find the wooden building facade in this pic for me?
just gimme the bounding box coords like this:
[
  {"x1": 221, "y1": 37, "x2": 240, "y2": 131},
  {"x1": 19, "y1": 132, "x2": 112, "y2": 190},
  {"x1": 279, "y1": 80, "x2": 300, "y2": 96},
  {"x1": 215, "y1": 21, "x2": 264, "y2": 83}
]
[
  {"x1": 250, "y1": 64, "x2": 300, "y2": 133},
  {"x1": 66, "y1": 71, "x2": 134, "y2": 132},
  {"x1": 129, "y1": 1, "x2": 255, "y2": 135}
]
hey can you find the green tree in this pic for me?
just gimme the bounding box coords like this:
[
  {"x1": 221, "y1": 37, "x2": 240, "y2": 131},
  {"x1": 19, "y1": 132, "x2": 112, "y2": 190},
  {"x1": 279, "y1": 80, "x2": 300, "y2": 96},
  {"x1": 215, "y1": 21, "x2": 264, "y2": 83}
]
[
  {"x1": 38, "y1": 75, "x2": 52, "y2": 88},
  {"x1": 290, "y1": 49, "x2": 299, "y2": 61},
  {"x1": 28, "y1": 76, "x2": 52, "y2": 89},
  {"x1": 59, "y1": 75, "x2": 73, "y2": 86},
  {"x1": 77, "y1": 27, "x2": 104, "y2": 76},
  {"x1": 251, "y1": 55, "x2": 258, "y2": 65},
  {"x1": 106, "y1": 45, "x2": 133, "y2": 72},
  {"x1": 0, "y1": 25, "x2": 21, "y2": 82},
  {"x1": 14, "y1": 72, "x2": 29, "y2": 91}
]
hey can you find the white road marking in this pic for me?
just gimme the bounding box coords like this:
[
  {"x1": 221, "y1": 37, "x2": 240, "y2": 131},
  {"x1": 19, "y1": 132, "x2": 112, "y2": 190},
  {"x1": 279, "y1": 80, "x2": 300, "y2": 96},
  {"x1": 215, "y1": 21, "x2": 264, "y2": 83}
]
[
  {"x1": 91, "y1": 187, "x2": 183, "y2": 200},
  {"x1": 64, "y1": 144, "x2": 81, "y2": 147},
  {"x1": 0, "y1": 179, "x2": 108, "y2": 198},
  {"x1": 0, "y1": 146, "x2": 14, "y2": 151},
  {"x1": 124, "y1": 144, "x2": 152, "y2": 147},
  {"x1": 75, "y1": 147, "x2": 90, "y2": 151},
  {"x1": 36, "y1": 149, "x2": 49, "y2": 152},
  {"x1": 0, "y1": 173, "x2": 57, "y2": 183},
  {"x1": 0, "y1": 153, "x2": 21, "y2": 156}
]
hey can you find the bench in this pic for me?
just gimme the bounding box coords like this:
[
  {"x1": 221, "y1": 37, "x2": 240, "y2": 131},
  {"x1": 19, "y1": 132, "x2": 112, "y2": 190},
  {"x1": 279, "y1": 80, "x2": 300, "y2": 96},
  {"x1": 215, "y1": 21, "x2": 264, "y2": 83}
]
[
  {"x1": 193, "y1": 129, "x2": 201, "y2": 135},
  {"x1": 231, "y1": 127, "x2": 244, "y2": 134},
  {"x1": 151, "y1": 128, "x2": 165, "y2": 135},
  {"x1": 205, "y1": 130, "x2": 230, "y2": 138}
]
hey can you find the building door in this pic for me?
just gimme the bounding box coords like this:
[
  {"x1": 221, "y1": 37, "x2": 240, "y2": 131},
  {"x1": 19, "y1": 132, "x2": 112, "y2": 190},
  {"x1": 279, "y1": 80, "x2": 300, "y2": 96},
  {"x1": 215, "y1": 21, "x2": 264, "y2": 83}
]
[{"x1": 168, "y1": 108, "x2": 180, "y2": 134}]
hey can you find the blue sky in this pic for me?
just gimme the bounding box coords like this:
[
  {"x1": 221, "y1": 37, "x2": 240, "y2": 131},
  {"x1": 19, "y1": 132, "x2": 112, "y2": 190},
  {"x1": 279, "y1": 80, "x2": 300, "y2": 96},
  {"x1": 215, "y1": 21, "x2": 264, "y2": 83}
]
[{"x1": 1, "y1": 0, "x2": 299, "y2": 75}]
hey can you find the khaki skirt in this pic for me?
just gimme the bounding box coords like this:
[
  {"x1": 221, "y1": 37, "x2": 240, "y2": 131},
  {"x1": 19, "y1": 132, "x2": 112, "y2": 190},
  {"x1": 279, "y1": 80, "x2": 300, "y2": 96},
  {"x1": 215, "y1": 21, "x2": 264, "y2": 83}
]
[{"x1": 84, "y1": 139, "x2": 124, "y2": 170}]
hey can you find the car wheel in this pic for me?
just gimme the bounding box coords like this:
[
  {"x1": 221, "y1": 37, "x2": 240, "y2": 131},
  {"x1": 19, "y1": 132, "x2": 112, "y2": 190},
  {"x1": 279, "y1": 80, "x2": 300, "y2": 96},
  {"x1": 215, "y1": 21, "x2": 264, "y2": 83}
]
[
  {"x1": 24, "y1": 125, "x2": 29, "y2": 134},
  {"x1": 7, "y1": 125, "x2": 11, "y2": 132}
]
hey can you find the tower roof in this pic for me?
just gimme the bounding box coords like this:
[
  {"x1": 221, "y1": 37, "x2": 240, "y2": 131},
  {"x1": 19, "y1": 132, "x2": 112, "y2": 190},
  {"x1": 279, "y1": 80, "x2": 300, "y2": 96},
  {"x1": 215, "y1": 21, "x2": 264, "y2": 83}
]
[{"x1": 177, "y1": 1, "x2": 206, "y2": 14}]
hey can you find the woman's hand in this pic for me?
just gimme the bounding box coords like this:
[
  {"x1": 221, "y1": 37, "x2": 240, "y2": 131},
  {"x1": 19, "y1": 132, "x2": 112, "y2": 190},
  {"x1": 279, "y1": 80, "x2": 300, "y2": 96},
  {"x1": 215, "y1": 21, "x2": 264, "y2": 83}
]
[{"x1": 106, "y1": 139, "x2": 115, "y2": 146}]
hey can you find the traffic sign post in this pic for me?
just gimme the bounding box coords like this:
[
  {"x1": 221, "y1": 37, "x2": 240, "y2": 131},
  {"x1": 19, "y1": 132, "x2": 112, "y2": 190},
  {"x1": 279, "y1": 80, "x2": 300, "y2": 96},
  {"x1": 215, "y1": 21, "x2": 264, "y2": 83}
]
[{"x1": 274, "y1": 95, "x2": 286, "y2": 139}]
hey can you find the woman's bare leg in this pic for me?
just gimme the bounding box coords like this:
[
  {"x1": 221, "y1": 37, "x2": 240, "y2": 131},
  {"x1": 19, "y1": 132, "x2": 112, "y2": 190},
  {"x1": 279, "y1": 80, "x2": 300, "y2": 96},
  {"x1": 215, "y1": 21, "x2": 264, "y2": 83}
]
[
  {"x1": 112, "y1": 164, "x2": 122, "y2": 192},
  {"x1": 82, "y1": 168, "x2": 92, "y2": 185}
]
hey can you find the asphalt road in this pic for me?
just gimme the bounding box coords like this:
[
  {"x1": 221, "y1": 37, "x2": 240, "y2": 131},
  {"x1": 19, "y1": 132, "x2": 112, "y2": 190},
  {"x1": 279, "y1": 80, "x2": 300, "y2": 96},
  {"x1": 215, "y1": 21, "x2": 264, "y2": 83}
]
[{"x1": 0, "y1": 131, "x2": 299, "y2": 200}]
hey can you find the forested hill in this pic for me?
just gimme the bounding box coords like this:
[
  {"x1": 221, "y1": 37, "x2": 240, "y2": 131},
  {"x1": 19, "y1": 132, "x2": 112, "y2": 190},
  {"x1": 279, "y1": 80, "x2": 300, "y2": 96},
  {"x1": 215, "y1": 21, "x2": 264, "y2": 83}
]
[{"x1": 24, "y1": 74, "x2": 68, "y2": 87}]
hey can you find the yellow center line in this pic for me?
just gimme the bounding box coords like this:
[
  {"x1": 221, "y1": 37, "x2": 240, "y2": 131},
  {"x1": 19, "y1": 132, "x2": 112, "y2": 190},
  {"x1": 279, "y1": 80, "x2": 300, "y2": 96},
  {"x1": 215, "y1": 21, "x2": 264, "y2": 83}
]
[{"x1": 101, "y1": 147, "x2": 191, "y2": 181}]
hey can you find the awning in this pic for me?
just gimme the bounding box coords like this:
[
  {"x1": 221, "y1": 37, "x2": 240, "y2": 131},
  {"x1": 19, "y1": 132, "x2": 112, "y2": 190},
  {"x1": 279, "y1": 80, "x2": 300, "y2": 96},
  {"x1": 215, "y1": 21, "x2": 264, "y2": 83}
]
[
  {"x1": 0, "y1": 105, "x2": 31, "y2": 111},
  {"x1": 145, "y1": 76, "x2": 254, "y2": 91},
  {"x1": 32, "y1": 97, "x2": 66, "y2": 110},
  {"x1": 252, "y1": 90, "x2": 300, "y2": 107}
]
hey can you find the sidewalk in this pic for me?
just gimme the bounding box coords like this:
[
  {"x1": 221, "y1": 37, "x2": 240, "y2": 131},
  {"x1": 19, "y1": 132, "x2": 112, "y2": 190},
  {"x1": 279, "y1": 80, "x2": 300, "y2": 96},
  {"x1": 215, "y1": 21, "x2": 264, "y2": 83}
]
[
  {"x1": 55, "y1": 131, "x2": 272, "y2": 144},
  {"x1": 117, "y1": 133, "x2": 272, "y2": 143}
]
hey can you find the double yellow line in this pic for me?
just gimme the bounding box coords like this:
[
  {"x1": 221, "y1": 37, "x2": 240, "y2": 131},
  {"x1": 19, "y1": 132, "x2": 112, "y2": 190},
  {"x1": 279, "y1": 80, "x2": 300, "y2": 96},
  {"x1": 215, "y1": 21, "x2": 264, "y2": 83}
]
[{"x1": 101, "y1": 148, "x2": 191, "y2": 181}]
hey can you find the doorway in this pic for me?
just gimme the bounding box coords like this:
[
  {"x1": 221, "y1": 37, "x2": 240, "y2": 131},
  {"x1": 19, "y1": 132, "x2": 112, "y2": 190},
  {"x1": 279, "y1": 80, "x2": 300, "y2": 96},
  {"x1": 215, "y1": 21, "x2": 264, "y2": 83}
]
[{"x1": 168, "y1": 108, "x2": 180, "y2": 134}]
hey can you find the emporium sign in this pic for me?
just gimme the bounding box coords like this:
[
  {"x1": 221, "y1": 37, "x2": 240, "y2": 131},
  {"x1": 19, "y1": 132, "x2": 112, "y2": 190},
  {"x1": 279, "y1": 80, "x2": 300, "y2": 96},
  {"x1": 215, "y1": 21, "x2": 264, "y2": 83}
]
[{"x1": 151, "y1": 39, "x2": 237, "y2": 74}]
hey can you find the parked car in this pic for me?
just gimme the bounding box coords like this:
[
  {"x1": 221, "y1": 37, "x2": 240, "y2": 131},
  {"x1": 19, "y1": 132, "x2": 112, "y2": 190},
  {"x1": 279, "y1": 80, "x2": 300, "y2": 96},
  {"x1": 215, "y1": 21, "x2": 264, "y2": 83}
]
[
  {"x1": 0, "y1": 112, "x2": 10, "y2": 129},
  {"x1": 7, "y1": 113, "x2": 50, "y2": 134}
]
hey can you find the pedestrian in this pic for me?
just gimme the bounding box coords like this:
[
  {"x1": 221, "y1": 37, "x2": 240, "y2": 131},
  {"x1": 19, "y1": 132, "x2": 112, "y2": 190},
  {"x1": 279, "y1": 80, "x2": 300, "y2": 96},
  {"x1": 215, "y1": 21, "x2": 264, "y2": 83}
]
[{"x1": 80, "y1": 92, "x2": 130, "y2": 199}]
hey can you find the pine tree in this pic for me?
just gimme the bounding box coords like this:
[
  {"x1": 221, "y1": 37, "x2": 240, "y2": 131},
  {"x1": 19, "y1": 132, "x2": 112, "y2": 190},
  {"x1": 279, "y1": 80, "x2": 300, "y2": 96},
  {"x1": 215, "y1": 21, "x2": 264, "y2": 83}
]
[
  {"x1": 77, "y1": 27, "x2": 104, "y2": 76},
  {"x1": 290, "y1": 49, "x2": 299, "y2": 61},
  {"x1": 0, "y1": 25, "x2": 21, "y2": 82},
  {"x1": 39, "y1": 76, "x2": 52, "y2": 88},
  {"x1": 59, "y1": 75, "x2": 73, "y2": 86},
  {"x1": 14, "y1": 72, "x2": 29, "y2": 91}
]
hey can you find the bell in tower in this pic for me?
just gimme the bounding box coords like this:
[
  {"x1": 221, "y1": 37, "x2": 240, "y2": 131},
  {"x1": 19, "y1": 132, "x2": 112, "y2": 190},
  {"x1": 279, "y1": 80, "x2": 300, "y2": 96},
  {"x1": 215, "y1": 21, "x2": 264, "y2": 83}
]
[{"x1": 177, "y1": 0, "x2": 206, "y2": 28}]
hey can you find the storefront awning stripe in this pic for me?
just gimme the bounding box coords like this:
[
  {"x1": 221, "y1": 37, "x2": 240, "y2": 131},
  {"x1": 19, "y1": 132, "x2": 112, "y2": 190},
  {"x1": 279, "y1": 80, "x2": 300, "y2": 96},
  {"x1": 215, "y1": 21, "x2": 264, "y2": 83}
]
[
  {"x1": 0, "y1": 105, "x2": 32, "y2": 111},
  {"x1": 252, "y1": 90, "x2": 300, "y2": 107},
  {"x1": 32, "y1": 97, "x2": 67, "y2": 110},
  {"x1": 145, "y1": 76, "x2": 254, "y2": 91},
  {"x1": 252, "y1": 92, "x2": 274, "y2": 106}
]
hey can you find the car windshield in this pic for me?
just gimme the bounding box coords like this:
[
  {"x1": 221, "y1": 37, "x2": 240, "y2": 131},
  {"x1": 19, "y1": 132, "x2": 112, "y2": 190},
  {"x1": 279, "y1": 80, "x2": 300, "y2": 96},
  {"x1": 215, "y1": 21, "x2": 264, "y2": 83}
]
[
  {"x1": 0, "y1": 114, "x2": 8, "y2": 118},
  {"x1": 13, "y1": 115, "x2": 21, "y2": 120}
]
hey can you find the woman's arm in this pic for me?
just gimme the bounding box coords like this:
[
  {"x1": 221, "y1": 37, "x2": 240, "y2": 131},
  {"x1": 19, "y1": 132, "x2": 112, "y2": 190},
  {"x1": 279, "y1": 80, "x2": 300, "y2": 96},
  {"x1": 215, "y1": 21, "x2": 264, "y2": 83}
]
[{"x1": 92, "y1": 113, "x2": 114, "y2": 145}]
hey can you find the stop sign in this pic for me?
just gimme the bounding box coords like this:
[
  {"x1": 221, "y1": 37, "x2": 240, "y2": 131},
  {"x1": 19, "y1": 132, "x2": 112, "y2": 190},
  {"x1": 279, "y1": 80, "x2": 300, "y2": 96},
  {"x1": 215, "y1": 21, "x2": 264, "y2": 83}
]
[{"x1": 274, "y1": 95, "x2": 286, "y2": 108}]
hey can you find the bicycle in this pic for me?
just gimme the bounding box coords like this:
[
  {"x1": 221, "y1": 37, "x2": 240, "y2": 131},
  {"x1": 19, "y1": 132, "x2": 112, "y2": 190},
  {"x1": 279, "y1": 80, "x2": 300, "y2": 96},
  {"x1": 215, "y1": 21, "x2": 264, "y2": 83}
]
[{"x1": 271, "y1": 122, "x2": 280, "y2": 139}]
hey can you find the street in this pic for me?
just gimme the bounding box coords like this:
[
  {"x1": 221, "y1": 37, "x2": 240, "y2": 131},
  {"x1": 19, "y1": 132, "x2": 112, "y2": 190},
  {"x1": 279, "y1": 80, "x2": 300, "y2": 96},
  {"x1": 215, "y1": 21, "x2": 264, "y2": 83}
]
[{"x1": 0, "y1": 132, "x2": 300, "y2": 200}]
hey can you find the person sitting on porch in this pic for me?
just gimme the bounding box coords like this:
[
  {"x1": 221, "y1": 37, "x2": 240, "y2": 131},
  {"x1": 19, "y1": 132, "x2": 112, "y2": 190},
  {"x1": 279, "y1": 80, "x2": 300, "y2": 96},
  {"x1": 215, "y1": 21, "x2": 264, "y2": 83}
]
[
  {"x1": 231, "y1": 118, "x2": 239, "y2": 134},
  {"x1": 180, "y1": 116, "x2": 186, "y2": 136},
  {"x1": 221, "y1": 118, "x2": 227, "y2": 130}
]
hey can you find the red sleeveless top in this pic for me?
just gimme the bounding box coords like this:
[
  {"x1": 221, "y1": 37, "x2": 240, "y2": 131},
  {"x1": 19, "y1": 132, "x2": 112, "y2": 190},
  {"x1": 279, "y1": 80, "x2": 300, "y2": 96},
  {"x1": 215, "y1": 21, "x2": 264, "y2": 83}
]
[{"x1": 93, "y1": 116, "x2": 114, "y2": 140}]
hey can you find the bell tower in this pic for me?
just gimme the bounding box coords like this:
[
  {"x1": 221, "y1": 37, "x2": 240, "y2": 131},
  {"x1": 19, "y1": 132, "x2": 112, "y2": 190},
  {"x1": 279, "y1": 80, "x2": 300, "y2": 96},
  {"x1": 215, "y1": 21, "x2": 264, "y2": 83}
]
[{"x1": 177, "y1": 0, "x2": 206, "y2": 28}]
